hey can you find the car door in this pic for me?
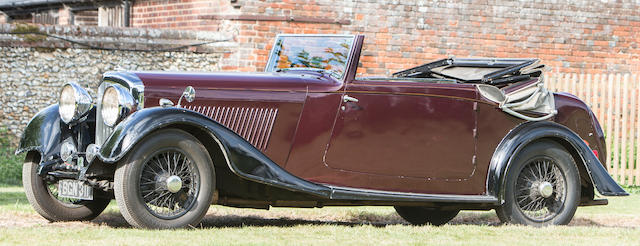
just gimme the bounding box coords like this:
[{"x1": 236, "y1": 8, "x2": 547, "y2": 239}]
[{"x1": 323, "y1": 79, "x2": 478, "y2": 181}]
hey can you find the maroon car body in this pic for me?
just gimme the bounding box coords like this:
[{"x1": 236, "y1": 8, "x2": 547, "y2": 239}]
[{"x1": 17, "y1": 34, "x2": 626, "y2": 229}]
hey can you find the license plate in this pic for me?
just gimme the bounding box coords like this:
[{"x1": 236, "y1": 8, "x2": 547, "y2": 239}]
[{"x1": 58, "y1": 180, "x2": 93, "y2": 200}]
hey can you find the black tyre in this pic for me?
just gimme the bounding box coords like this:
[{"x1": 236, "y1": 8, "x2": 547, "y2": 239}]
[
  {"x1": 394, "y1": 206, "x2": 459, "y2": 226},
  {"x1": 495, "y1": 140, "x2": 580, "y2": 226},
  {"x1": 22, "y1": 152, "x2": 110, "y2": 222},
  {"x1": 114, "y1": 129, "x2": 215, "y2": 229}
]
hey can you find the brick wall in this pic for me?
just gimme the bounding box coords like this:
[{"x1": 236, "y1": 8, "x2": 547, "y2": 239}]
[
  {"x1": 131, "y1": 0, "x2": 240, "y2": 30},
  {"x1": 131, "y1": 0, "x2": 640, "y2": 76},
  {"x1": 57, "y1": 7, "x2": 71, "y2": 25}
]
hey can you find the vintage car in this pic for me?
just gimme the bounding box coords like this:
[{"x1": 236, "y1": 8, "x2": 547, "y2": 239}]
[{"x1": 17, "y1": 34, "x2": 627, "y2": 229}]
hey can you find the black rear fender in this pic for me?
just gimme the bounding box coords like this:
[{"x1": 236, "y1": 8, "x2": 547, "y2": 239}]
[{"x1": 488, "y1": 121, "x2": 628, "y2": 204}]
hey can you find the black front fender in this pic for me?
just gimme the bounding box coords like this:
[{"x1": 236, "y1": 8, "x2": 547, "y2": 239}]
[
  {"x1": 487, "y1": 121, "x2": 628, "y2": 202},
  {"x1": 15, "y1": 104, "x2": 63, "y2": 160},
  {"x1": 98, "y1": 107, "x2": 331, "y2": 197}
]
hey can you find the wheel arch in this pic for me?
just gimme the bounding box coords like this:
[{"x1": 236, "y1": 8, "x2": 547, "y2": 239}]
[
  {"x1": 487, "y1": 121, "x2": 627, "y2": 204},
  {"x1": 15, "y1": 104, "x2": 63, "y2": 160},
  {"x1": 97, "y1": 107, "x2": 331, "y2": 198},
  {"x1": 23, "y1": 150, "x2": 42, "y2": 166}
]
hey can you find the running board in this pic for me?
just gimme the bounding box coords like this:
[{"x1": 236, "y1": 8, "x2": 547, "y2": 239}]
[
  {"x1": 579, "y1": 199, "x2": 608, "y2": 206},
  {"x1": 328, "y1": 186, "x2": 500, "y2": 204}
]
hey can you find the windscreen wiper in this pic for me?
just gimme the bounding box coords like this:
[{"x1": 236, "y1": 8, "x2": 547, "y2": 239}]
[{"x1": 275, "y1": 67, "x2": 341, "y2": 79}]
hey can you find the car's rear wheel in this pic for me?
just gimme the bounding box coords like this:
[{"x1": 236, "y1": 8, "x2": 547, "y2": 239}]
[
  {"x1": 114, "y1": 129, "x2": 215, "y2": 229},
  {"x1": 495, "y1": 140, "x2": 580, "y2": 226},
  {"x1": 23, "y1": 152, "x2": 110, "y2": 221},
  {"x1": 394, "y1": 206, "x2": 459, "y2": 226}
]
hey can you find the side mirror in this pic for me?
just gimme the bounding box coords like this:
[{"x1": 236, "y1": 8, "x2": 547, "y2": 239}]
[
  {"x1": 182, "y1": 86, "x2": 196, "y2": 103},
  {"x1": 177, "y1": 86, "x2": 196, "y2": 107}
]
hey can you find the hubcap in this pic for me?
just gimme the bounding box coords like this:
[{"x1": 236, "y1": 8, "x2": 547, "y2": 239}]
[
  {"x1": 538, "y1": 181, "x2": 554, "y2": 198},
  {"x1": 166, "y1": 175, "x2": 183, "y2": 193}
]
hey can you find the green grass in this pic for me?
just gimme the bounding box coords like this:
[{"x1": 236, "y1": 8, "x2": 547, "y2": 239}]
[
  {"x1": 0, "y1": 186, "x2": 35, "y2": 214},
  {"x1": 1, "y1": 223, "x2": 637, "y2": 246},
  {"x1": 0, "y1": 186, "x2": 638, "y2": 246}
]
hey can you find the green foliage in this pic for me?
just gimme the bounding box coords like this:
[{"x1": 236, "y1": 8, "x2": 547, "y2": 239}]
[
  {"x1": 11, "y1": 23, "x2": 46, "y2": 43},
  {"x1": 11, "y1": 23, "x2": 40, "y2": 33},
  {"x1": 0, "y1": 129, "x2": 23, "y2": 186}
]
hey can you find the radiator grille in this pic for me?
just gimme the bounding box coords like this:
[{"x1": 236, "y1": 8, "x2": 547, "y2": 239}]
[{"x1": 185, "y1": 105, "x2": 278, "y2": 150}]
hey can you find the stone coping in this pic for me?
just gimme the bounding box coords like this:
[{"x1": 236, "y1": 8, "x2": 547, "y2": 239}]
[{"x1": 0, "y1": 23, "x2": 235, "y2": 53}]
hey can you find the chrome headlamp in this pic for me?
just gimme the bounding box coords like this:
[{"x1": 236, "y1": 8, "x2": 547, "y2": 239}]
[
  {"x1": 59, "y1": 82, "x2": 93, "y2": 124},
  {"x1": 101, "y1": 84, "x2": 136, "y2": 127}
]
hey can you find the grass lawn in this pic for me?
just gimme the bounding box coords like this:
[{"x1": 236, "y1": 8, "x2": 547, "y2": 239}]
[{"x1": 0, "y1": 185, "x2": 639, "y2": 245}]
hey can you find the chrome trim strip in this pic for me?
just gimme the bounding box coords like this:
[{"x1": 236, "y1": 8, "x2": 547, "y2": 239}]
[{"x1": 327, "y1": 185, "x2": 499, "y2": 204}]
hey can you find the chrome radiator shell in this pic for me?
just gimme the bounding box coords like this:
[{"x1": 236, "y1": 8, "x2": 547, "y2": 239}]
[
  {"x1": 95, "y1": 82, "x2": 112, "y2": 146},
  {"x1": 95, "y1": 72, "x2": 145, "y2": 146}
]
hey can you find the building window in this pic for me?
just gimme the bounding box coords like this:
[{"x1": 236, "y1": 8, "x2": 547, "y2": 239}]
[
  {"x1": 72, "y1": 9, "x2": 99, "y2": 26},
  {"x1": 98, "y1": 4, "x2": 126, "y2": 27},
  {"x1": 33, "y1": 10, "x2": 58, "y2": 25}
]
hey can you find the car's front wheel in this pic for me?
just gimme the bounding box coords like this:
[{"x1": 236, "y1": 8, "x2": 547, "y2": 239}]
[
  {"x1": 114, "y1": 129, "x2": 215, "y2": 229},
  {"x1": 495, "y1": 140, "x2": 581, "y2": 226},
  {"x1": 394, "y1": 206, "x2": 459, "y2": 226},
  {"x1": 23, "y1": 152, "x2": 111, "y2": 222}
]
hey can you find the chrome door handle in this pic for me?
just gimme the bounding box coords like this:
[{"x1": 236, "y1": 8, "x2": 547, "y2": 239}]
[{"x1": 343, "y1": 95, "x2": 359, "y2": 103}]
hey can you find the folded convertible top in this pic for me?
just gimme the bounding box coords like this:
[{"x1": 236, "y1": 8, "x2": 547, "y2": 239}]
[
  {"x1": 392, "y1": 58, "x2": 547, "y2": 86},
  {"x1": 392, "y1": 58, "x2": 556, "y2": 121}
]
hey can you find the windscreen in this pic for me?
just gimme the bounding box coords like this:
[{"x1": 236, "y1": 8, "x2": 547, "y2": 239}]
[{"x1": 265, "y1": 35, "x2": 355, "y2": 79}]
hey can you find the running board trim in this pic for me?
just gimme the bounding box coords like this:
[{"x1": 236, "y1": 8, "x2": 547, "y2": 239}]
[{"x1": 327, "y1": 186, "x2": 500, "y2": 204}]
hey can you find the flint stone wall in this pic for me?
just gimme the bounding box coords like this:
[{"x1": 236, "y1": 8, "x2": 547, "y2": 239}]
[{"x1": 0, "y1": 24, "x2": 235, "y2": 143}]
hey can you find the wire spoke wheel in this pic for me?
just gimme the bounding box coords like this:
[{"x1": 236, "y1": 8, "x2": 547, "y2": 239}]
[
  {"x1": 514, "y1": 157, "x2": 567, "y2": 222},
  {"x1": 22, "y1": 152, "x2": 110, "y2": 222},
  {"x1": 496, "y1": 141, "x2": 580, "y2": 226},
  {"x1": 115, "y1": 129, "x2": 214, "y2": 229},
  {"x1": 139, "y1": 149, "x2": 200, "y2": 219}
]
